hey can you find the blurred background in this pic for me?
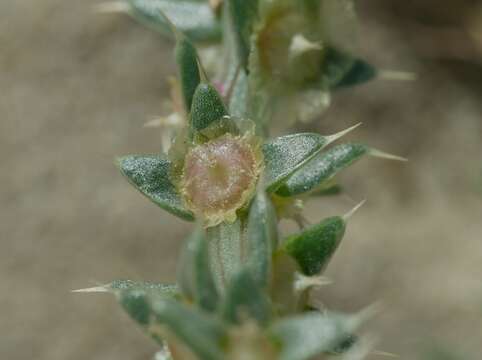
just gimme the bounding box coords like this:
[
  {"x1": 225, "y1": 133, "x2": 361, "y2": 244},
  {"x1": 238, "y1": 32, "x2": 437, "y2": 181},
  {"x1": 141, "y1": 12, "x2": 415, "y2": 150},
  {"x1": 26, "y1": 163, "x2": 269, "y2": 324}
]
[{"x1": 1, "y1": 0, "x2": 481, "y2": 359}]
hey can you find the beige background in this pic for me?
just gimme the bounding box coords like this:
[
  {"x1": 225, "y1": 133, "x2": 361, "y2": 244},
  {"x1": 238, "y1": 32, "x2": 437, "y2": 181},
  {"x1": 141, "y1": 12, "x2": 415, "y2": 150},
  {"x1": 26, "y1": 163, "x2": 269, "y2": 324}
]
[{"x1": 1, "y1": 1, "x2": 481, "y2": 359}]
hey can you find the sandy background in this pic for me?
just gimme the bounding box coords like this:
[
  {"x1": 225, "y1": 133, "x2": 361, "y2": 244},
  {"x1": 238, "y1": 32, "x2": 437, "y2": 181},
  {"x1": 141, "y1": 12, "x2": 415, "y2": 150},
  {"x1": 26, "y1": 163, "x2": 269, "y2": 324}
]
[{"x1": 1, "y1": 1, "x2": 481, "y2": 359}]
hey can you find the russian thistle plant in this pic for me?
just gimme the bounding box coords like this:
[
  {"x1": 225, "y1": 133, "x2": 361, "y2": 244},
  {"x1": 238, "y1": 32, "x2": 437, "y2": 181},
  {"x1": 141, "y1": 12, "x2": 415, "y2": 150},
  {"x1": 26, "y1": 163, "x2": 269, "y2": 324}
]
[{"x1": 80, "y1": 1, "x2": 405, "y2": 359}]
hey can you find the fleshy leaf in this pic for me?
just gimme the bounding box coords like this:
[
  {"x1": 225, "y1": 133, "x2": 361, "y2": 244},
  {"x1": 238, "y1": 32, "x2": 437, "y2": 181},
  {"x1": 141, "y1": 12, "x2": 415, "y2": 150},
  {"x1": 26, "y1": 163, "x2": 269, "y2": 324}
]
[
  {"x1": 190, "y1": 83, "x2": 228, "y2": 132},
  {"x1": 323, "y1": 47, "x2": 376, "y2": 89},
  {"x1": 119, "y1": 288, "x2": 153, "y2": 327},
  {"x1": 269, "y1": 311, "x2": 361, "y2": 360},
  {"x1": 276, "y1": 143, "x2": 403, "y2": 197},
  {"x1": 222, "y1": 269, "x2": 271, "y2": 326},
  {"x1": 206, "y1": 219, "x2": 243, "y2": 293},
  {"x1": 262, "y1": 125, "x2": 359, "y2": 192},
  {"x1": 125, "y1": 0, "x2": 222, "y2": 42},
  {"x1": 117, "y1": 155, "x2": 194, "y2": 221},
  {"x1": 177, "y1": 225, "x2": 219, "y2": 312},
  {"x1": 245, "y1": 188, "x2": 278, "y2": 288},
  {"x1": 150, "y1": 298, "x2": 226, "y2": 360},
  {"x1": 283, "y1": 216, "x2": 346, "y2": 276},
  {"x1": 227, "y1": 0, "x2": 259, "y2": 68},
  {"x1": 175, "y1": 36, "x2": 201, "y2": 112},
  {"x1": 228, "y1": 69, "x2": 249, "y2": 118}
]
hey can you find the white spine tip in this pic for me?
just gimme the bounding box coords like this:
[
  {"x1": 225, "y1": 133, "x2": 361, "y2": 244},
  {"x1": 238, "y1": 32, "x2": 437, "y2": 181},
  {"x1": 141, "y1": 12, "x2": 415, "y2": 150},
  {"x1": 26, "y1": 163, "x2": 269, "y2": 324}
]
[
  {"x1": 93, "y1": 2, "x2": 130, "y2": 14},
  {"x1": 369, "y1": 148, "x2": 408, "y2": 162},
  {"x1": 72, "y1": 285, "x2": 109, "y2": 293},
  {"x1": 371, "y1": 350, "x2": 399, "y2": 358},
  {"x1": 379, "y1": 70, "x2": 418, "y2": 81},
  {"x1": 343, "y1": 200, "x2": 366, "y2": 221},
  {"x1": 326, "y1": 122, "x2": 363, "y2": 144},
  {"x1": 294, "y1": 272, "x2": 333, "y2": 293}
]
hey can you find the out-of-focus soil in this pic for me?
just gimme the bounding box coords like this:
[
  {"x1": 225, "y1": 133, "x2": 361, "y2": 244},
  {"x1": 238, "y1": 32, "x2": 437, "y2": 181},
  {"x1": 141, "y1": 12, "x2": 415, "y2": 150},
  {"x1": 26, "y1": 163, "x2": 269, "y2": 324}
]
[{"x1": 1, "y1": 1, "x2": 481, "y2": 359}]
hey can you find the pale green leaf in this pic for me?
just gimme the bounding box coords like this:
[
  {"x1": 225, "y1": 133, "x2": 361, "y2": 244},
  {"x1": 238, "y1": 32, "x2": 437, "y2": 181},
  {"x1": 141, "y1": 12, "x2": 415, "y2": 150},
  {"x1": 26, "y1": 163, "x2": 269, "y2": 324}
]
[
  {"x1": 175, "y1": 36, "x2": 200, "y2": 112},
  {"x1": 269, "y1": 311, "x2": 360, "y2": 360},
  {"x1": 245, "y1": 188, "x2": 278, "y2": 288},
  {"x1": 226, "y1": 0, "x2": 259, "y2": 68},
  {"x1": 277, "y1": 143, "x2": 404, "y2": 197},
  {"x1": 206, "y1": 219, "x2": 243, "y2": 293},
  {"x1": 126, "y1": 0, "x2": 221, "y2": 42},
  {"x1": 222, "y1": 269, "x2": 271, "y2": 325},
  {"x1": 151, "y1": 298, "x2": 226, "y2": 360},
  {"x1": 262, "y1": 125, "x2": 359, "y2": 192},
  {"x1": 117, "y1": 155, "x2": 194, "y2": 221},
  {"x1": 177, "y1": 225, "x2": 219, "y2": 312}
]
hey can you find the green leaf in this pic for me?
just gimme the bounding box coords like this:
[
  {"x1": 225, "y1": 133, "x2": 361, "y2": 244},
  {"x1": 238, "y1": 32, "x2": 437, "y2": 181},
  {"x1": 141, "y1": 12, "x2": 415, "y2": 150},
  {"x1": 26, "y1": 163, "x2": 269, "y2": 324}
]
[
  {"x1": 262, "y1": 125, "x2": 359, "y2": 192},
  {"x1": 222, "y1": 269, "x2": 271, "y2": 326},
  {"x1": 245, "y1": 188, "x2": 278, "y2": 288},
  {"x1": 117, "y1": 155, "x2": 194, "y2": 221},
  {"x1": 283, "y1": 216, "x2": 346, "y2": 276},
  {"x1": 335, "y1": 58, "x2": 377, "y2": 89},
  {"x1": 175, "y1": 36, "x2": 200, "y2": 112},
  {"x1": 228, "y1": 69, "x2": 249, "y2": 118},
  {"x1": 125, "y1": 0, "x2": 222, "y2": 42},
  {"x1": 322, "y1": 47, "x2": 376, "y2": 89},
  {"x1": 119, "y1": 288, "x2": 153, "y2": 326},
  {"x1": 190, "y1": 83, "x2": 228, "y2": 132},
  {"x1": 277, "y1": 143, "x2": 405, "y2": 197},
  {"x1": 206, "y1": 219, "x2": 243, "y2": 293},
  {"x1": 110, "y1": 280, "x2": 179, "y2": 294},
  {"x1": 269, "y1": 311, "x2": 360, "y2": 360},
  {"x1": 227, "y1": 0, "x2": 259, "y2": 68},
  {"x1": 151, "y1": 298, "x2": 226, "y2": 360},
  {"x1": 178, "y1": 225, "x2": 219, "y2": 312}
]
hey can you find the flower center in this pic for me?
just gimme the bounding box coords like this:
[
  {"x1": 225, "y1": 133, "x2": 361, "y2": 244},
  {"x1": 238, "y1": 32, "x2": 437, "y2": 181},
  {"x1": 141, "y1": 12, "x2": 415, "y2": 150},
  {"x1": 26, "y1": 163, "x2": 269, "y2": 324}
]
[{"x1": 182, "y1": 135, "x2": 258, "y2": 217}]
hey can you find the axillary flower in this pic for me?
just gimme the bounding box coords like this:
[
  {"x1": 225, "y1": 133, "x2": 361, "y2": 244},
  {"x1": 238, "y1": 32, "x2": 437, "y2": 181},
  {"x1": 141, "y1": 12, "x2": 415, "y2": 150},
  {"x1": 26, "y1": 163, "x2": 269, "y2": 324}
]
[{"x1": 170, "y1": 82, "x2": 263, "y2": 227}]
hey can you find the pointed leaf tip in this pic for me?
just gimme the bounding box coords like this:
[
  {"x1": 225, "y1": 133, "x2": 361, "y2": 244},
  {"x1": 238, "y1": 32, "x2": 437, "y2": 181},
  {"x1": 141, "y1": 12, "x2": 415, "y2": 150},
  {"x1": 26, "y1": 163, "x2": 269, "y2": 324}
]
[
  {"x1": 368, "y1": 148, "x2": 408, "y2": 162},
  {"x1": 72, "y1": 285, "x2": 109, "y2": 293},
  {"x1": 325, "y1": 123, "x2": 362, "y2": 145},
  {"x1": 343, "y1": 200, "x2": 366, "y2": 221}
]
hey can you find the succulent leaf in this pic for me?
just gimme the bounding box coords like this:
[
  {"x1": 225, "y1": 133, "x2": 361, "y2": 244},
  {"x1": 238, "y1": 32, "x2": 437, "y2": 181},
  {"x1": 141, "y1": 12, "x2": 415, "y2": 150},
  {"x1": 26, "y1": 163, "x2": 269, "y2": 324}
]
[
  {"x1": 117, "y1": 155, "x2": 194, "y2": 221},
  {"x1": 178, "y1": 225, "x2": 219, "y2": 312},
  {"x1": 277, "y1": 143, "x2": 404, "y2": 197},
  {"x1": 323, "y1": 47, "x2": 376, "y2": 89},
  {"x1": 175, "y1": 36, "x2": 201, "y2": 112},
  {"x1": 125, "y1": 0, "x2": 222, "y2": 42},
  {"x1": 226, "y1": 0, "x2": 259, "y2": 68},
  {"x1": 222, "y1": 269, "x2": 271, "y2": 326},
  {"x1": 150, "y1": 298, "x2": 227, "y2": 360},
  {"x1": 228, "y1": 69, "x2": 249, "y2": 118},
  {"x1": 206, "y1": 219, "x2": 243, "y2": 292},
  {"x1": 263, "y1": 125, "x2": 359, "y2": 192},
  {"x1": 283, "y1": 216, "x2": 346, "y2": 276},
  {"x1": 190, "y1": 83, "x2": 228, "y2": 132},
  {"x1": 245, "y1": 187, "x2": 278, "y2": 288},
  {"x1": 269, "y1": 311, "x2": 360, "y2": 360}
]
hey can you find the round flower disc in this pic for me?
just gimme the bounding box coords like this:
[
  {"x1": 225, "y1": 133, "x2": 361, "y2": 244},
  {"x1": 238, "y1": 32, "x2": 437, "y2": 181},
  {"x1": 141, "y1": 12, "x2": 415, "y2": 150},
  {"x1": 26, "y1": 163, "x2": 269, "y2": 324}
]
[{"x1": 182, "y1": 135, "x2": 258, "y2": 223}]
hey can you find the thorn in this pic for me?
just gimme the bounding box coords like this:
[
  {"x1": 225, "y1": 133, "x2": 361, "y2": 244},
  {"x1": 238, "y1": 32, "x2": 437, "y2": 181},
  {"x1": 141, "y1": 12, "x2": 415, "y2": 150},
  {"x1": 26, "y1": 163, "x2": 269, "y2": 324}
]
[
  {"x1": 294, "y1": 272, "x2": 333, "y2": 293},
  {"x1": 326, "y1": 123, "x2": 362, "y2": 145},
  {"x1": 72, "y1": 285, "x2": 110, "y2": 293},
  {"x1": 372, "y1": 350, "x2": 399, "y2": 358},
  {"x1": 369, "y1": 148, "x2": 408, "y2": 162},
  {"x1": 93, "y1": 2, "x2": 130, "y2": 14},
  {"x1": 343, "y1": 200, "x2": 366, "y2": 221},
  {"x1": 379, "y1": 69, "x2": 417, "y2": 81}
]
